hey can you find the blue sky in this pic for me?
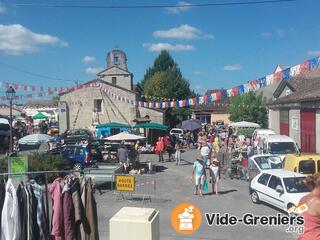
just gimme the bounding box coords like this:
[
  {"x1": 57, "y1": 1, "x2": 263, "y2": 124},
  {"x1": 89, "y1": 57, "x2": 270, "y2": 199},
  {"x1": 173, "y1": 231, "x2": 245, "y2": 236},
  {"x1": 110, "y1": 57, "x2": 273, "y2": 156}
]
[{"x1": 0, "y1": 0, "x2": 319, "y2": 99}]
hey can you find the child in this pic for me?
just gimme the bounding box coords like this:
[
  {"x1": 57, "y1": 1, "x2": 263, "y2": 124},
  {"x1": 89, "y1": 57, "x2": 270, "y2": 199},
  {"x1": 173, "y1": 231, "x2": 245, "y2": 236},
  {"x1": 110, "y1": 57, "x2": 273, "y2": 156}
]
[{"x1": 209, "y1": 157, "x2": 220, "y2": 195}]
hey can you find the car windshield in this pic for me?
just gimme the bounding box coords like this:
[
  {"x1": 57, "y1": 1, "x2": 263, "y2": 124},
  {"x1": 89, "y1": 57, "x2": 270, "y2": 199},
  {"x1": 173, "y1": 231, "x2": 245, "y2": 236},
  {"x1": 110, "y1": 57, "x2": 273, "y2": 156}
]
[
  {"x1": 269, "y1": 142, "x2": 297, "y2": 154},
  {"x1": 171, "y1": 130, "x2": 182, "y2": 134},
  {"x1": 283, "y1": 177, "x2": 309, "y2": 193},
  {"x1": 255, "y1": 156, "x2": 282, "y2": 170}
]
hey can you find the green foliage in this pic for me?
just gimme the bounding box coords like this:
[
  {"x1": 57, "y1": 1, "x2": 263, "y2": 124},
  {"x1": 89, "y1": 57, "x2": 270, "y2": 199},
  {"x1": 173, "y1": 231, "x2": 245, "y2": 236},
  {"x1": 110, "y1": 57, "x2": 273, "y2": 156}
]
[
  {"x1": 141, "y1": 51, "x2": 194, "y2": 127},
  {"x1": 228, "y1": 92, "x2": 268, "y2": 127},
  {"x1": 52, "y1": 95, "x2": 60, "y2": 101},
  {"x1": 0, "y1": 153, "x2": 68, "y2": 184},
  {"x1": 236, "y1": 128, "x2": 255, "y2": 138}
]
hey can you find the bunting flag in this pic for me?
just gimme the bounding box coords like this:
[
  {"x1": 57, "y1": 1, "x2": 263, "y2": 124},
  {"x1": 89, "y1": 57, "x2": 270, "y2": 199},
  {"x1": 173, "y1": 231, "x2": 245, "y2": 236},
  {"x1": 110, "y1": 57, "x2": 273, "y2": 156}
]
[{"x1": 2, "y1": 56, "x2": 319, "y2": 109}]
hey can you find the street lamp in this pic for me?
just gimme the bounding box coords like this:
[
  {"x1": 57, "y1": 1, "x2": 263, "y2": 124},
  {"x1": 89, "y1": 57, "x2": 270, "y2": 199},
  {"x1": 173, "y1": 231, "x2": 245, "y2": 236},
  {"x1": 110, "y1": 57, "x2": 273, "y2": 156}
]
[{"x1": 6, "y1": 86, "x2": 16, "y2": 154}]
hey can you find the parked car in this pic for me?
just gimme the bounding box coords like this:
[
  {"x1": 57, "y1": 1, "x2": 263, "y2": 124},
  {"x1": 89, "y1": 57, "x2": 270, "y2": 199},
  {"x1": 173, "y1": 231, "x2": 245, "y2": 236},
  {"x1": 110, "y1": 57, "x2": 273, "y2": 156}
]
[
  {"x1": 249, "y1": 169, "x2": 309, "y2": 211},
  {"x1": 257, "y1": 135, "x2": 300, "y2": 159},
  {"x1": 62, "y1": 145, "x2": 93, "y2": 170},
  {"x1": 169, "y1": 128, "x2": 185, "y2": 140},
  {"x1": 60, "y1": 129, "x2": 94, "y2": 145},
  {"x1": 248, "y1": 154, "x2": 283, "y2": 180},
  {"x1": 252, "y1": 129, "x2": 275, "y2": 148},
  {"x1": 284, "y1": 154, "x2": 320, "y2": 175}
]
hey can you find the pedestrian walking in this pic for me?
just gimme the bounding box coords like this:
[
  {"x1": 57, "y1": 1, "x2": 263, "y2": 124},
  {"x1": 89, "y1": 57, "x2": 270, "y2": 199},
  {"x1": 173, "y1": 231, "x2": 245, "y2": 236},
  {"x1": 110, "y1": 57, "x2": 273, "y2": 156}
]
[
  {"x1": 200, "y1": 141, "x2": 210, "y2": 166},
  {"x1": 175, "y1": 141, "x2": 182, "y2": 165},
  {"x1": 209, "y1": 157, "x2": 220, "y2": 195},
  {"x1": 155, "y1": 137, "x2": 164, "y2": 162},
  {"x1": 192, "y1": 155, "x2": 207, "y2": 196},
  {"x1": 117, "y1": 143, "x2": 129, "y2": 172}
]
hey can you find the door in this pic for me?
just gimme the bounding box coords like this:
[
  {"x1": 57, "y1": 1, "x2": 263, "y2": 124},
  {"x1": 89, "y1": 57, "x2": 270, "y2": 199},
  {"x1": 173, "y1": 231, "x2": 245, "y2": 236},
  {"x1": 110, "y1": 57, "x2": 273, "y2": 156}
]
[
  {"x1": 301, "y1": 111, "x2": 316, "y2": 153},
  {"x1": 265, "y1": 175, "x2": 286, "y2": 209},
  {"x1": 280, "y1": 110, "x2": 289, "y2": 136},
  {"x1": 255, "y1": 173, "x2": 271, "y2": 202}
]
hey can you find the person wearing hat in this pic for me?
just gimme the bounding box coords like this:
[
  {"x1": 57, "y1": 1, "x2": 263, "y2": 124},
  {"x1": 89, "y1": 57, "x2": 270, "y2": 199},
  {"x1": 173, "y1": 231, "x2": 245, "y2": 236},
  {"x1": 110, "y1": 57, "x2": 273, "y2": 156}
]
[
  {"x1": 192, "y1": 155, "x2": 207, "y2": 196},
  {"x1": 209, "y1": 156, "x2": 220, "y2": 195}
]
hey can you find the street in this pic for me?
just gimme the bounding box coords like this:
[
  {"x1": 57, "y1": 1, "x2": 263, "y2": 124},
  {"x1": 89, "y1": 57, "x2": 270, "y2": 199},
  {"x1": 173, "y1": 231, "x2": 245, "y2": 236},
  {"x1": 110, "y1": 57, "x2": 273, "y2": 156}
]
[{"x1": 96, "y1": 149, "x2": 296, "y2": 240}]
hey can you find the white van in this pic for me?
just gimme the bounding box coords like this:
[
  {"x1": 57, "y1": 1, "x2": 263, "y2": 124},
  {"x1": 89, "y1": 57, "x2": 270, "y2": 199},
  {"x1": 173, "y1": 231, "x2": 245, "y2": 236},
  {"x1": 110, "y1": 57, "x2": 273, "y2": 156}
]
[
  {"x1": 252, "y1": 129, "x2": 275, "y2": 148},
  {"x1": 257, "y1": 135, "x2": 299, "y2": 160},
  {"x1": 169, "y1": 128, "x2": 185, "y2": 139}
]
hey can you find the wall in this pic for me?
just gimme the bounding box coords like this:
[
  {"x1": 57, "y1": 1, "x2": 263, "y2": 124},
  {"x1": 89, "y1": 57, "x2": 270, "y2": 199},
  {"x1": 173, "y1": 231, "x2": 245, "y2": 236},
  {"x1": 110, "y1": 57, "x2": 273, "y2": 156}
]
[
  {"x1": 137, "y1": 107, "x2": 164, "y2": 124},
  {"x1": 268, "y1": 109, "x2": 280, "y2": 133},
  {"x1": 100, "y1": 67, "x2": 133, "y2": 90},
  {"x1": 211, "y1": 113, "x2": 230, "y2": 125},
  {"x1": 316, "y1": 110, "x2": 320, "y2": 153},
  {"x1": 289, "y1": 109, "x2": 301, "y2": 147},
  {"x1": 59, "y1": 83, "x2": 137, "y2": 130}
]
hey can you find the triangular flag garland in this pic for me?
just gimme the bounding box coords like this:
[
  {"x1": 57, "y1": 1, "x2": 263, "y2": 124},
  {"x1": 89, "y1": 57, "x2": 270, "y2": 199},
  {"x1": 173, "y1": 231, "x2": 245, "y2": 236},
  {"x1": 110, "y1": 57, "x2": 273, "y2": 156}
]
[{"x1": 1, "y1": 56, "x2": 319, "y2": 108}]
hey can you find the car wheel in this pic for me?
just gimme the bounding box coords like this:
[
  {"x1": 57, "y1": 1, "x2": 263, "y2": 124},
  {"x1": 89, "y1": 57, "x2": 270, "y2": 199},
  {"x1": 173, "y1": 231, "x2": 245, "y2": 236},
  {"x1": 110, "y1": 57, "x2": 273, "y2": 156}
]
[
  {"x1": 73, "y1": 163, "x2": 82, "y2": 171},
  {"x1": 251, "y1": 190, "x2": 260, "y2": 204}
]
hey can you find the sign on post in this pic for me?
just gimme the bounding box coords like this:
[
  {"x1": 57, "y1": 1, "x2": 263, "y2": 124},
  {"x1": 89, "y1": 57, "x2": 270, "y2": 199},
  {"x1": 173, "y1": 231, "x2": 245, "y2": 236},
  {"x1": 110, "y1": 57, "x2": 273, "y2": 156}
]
[
  {"x1": 8, "y1": 156, "x2": 28, "y2": 180},
  {"x1": 116, "y1": 175, "x2": 135, "y2": 192}
]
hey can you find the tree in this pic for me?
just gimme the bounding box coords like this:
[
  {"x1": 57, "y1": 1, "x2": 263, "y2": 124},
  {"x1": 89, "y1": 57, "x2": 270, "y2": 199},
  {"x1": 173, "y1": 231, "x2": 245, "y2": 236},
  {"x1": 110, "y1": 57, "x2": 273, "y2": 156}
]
[
  {"x1": 52, "y1": 95, "x2": 60, "y2": 101},
  {"x1": 228, "y1": 92, "x2": 268, "y2": 127},
  {"x1": 141, "y1": 51, "x2": 194, "y2": 127}
]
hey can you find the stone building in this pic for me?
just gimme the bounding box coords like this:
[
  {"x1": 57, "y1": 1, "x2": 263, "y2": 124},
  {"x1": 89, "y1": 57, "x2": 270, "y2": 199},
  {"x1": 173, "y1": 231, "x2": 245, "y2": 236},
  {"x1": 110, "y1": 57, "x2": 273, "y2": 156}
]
[
  {"x1": 268, "y1": 70, "x2": 320, "y2": 153},
  {"x1": 59, "y1": 48, "x2": 164, "y2": 133}
]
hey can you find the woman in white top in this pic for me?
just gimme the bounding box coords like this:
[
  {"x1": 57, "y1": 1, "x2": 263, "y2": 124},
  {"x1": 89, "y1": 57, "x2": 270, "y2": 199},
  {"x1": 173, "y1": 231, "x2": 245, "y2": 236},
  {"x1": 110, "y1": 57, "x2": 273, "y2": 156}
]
[{"x1": 209, "y1": 157, "x2": 220, "y2": 195}]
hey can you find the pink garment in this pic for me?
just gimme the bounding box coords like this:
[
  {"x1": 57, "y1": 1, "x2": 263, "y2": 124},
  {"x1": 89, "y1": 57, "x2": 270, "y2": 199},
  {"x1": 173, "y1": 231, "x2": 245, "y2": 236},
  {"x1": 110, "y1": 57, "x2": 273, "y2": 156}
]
[
  {"x1": 50, "y1": 178, "x2": 64, "y2": 240},
  {"x1": 298, "y1": 212, "x2": 320, "y2": 240}
]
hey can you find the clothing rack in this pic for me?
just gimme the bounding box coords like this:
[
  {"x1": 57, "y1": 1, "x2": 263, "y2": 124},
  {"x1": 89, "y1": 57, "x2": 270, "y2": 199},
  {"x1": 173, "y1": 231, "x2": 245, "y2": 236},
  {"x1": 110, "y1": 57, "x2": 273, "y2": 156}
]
[{"x1": 1, "y1": 170, "x2": 84, "y2": 234}]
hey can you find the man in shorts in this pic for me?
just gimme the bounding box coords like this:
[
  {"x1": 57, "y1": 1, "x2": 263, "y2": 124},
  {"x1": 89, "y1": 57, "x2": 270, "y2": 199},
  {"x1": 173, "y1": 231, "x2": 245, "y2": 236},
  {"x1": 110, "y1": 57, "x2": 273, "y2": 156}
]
[{"x1": 192, "y1": 155, "x2": 207, "y2": 196}]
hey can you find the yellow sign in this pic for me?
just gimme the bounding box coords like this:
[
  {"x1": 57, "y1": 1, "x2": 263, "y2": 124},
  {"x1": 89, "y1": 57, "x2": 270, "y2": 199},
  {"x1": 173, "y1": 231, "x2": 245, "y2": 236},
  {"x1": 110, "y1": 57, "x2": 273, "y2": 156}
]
[{"x1": 116, "y1": 175, "x2": 135, "y2": 192}]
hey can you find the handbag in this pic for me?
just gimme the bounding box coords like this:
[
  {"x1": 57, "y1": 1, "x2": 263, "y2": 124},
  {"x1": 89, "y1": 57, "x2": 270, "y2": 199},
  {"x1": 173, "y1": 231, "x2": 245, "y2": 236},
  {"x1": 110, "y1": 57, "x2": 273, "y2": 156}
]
[{"x1": 203, "y1": 179, "x2": 209, "y2": 193}]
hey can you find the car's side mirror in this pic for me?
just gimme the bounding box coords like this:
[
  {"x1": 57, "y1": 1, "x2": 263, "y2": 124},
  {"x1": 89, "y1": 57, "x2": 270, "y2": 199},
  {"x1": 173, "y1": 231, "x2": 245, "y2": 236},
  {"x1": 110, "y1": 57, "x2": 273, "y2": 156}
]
[{"x1": 276, "y1": 185, "x2": 284, "y2": 194}]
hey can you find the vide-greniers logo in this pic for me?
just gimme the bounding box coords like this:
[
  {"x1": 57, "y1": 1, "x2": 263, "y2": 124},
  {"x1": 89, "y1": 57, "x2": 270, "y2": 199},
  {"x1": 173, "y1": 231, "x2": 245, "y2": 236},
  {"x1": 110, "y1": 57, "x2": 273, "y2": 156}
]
[{"x1": 170, "y1": 203, "x2": 202, "y2": 235}]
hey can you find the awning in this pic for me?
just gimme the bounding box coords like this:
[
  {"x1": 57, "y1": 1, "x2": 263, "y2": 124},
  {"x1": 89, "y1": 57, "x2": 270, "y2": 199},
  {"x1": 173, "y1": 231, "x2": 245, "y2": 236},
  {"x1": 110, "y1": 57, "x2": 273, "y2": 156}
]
[
  {"x1": 96, "y1": 122, "x2": 131, "y2": 129},
  {"x1": 133, "y1": 122, "x2": 168, "y2": 130},
  {"x1": 229, "y1": 121, "x2": 260, "y2": 128},
  {"x1": 32, "y1": 112, "x2": 48, "y2": 120},
  {"x1": 106, "y1": 132, "x2": 146, "y2": 141}
]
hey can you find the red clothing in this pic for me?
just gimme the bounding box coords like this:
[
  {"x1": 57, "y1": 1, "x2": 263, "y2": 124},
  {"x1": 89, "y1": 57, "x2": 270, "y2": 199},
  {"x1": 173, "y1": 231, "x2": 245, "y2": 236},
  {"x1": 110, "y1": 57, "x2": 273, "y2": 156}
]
[
  {"x1": 298, "y1": 212, "x2": 320, "y2": 240},
  {"x1": 155, "y1": 140, "x2": 164, "y2": 152},
  {"x1": 50, "y1": 178, "x2": 64, "y2": 239}
]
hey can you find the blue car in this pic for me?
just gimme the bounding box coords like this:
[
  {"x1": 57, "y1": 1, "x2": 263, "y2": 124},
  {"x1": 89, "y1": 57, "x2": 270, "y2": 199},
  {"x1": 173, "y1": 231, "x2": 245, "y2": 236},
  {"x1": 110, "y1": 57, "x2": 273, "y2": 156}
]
[{"x1": 62, "y1": 145, "x2": 93, "y2": 170}]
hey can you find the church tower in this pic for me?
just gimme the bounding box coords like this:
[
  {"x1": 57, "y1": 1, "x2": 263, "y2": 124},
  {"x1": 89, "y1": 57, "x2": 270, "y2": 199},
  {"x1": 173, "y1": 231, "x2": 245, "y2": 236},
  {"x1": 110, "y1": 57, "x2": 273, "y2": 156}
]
[{"x1": 97, "y1": 47, "x2": 133, "y2": 90}]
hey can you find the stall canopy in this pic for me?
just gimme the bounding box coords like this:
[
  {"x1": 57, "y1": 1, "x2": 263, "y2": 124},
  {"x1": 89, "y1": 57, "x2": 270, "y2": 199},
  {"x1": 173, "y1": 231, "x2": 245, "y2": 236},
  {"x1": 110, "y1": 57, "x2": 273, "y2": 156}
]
[
  {"x1": 229, "y1": 121, "x2": 260, "y2": 128},
  {"x1": 96, "y1": 122, "x2": 131, "y2": 129},
  {"x1": 105, "y1": 132, "x2": 146, "y2": 141},
  {"x1": 132, "y1": 122, "x2": 168, "y2": 131},
  {"x1": 181, "y1": 119, "x2": 202, "y2": 131},
  {"x1": 18, "y1": 133, "x2": 53, "y2": 145},
  {"x1": 32, "y1": 112, "x2": 48, "y2": 120}
]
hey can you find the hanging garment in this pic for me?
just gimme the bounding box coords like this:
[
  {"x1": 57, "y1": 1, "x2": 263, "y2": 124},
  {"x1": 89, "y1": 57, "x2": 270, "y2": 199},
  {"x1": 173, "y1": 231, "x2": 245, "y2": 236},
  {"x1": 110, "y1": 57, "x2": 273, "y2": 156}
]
[
  {"x1": 62, "y1": 178, "x2": 75, "y2": 240},
  {"x1": 28, "y1": 179, "x2": 48, "y2": 240},
  {"x1": 0, "y1": 182, "x2": 6, "y2": 238},
  {"x1": 26, "y1": 184, "x2": 39, "y2": 240},
  {"x1": 50, "y1": 178, "x2": 64, "y2": 240},
  {"x1": 17, "y1": 184, "x2": 28, "y2": 240},
  {"x1": 1, "y1": 178, "x2": 21, "y2": 240},
  {"x1": 85, "y1": 178, "x2": 99, "y2": 240},
  {"x1": 71, "y1": 179, "x2": 90, "y2": 240}
]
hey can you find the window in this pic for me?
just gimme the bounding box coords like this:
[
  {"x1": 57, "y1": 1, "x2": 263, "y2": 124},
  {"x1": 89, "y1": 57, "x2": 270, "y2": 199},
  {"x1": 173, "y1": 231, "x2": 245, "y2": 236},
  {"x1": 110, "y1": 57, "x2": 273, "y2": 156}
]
[
  {"x1": 283, "y1": 177, "x2": 309, "y2": 193},
  {"x1": 268, "y1": 176, "x2": 282, "y2": 190},
  {"x1": 94, "y1": 99, "x2": 102, "y2": 113},
  {"x1": 114, "y1": 56, "x2": 119, "y2": 64},
  {"x1": 112, "y1": 77, "x2": 117, "y2": 85},
  {"x1": 257, "y1": 173, "x2": 271, "y2": 186},
  {"x1": 299, "y1": 160, "x2": 315, "y2": 174},
  {"x1": 268, "y1": 142, "x2": 297, "y2": 154},
  {"x1": 75, "y1": 147, "x2": 85, "y2": 155}
]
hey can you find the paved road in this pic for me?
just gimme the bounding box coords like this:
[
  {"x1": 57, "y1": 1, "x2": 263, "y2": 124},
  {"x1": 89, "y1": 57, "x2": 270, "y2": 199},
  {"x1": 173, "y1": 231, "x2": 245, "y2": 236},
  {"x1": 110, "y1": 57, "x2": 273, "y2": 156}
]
[{"x1": 96, "y1": 150, "x2": 297, "y2": 240}]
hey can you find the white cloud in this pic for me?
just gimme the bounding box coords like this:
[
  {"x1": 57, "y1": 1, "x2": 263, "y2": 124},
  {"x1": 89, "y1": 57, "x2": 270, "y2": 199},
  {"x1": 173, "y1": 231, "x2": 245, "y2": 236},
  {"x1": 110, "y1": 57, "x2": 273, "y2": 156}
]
[
  {"x1": 85, "y1": 67, "x2": 104, "y2": 75},
  {"x1": 82, "y1": 56, "x2": 96, "y2": 64},
  {"x1": 307, "y1": 50, "x2": 320, "y2": 56},
  {"x1": 143, "y1": 43, "x2": 195, "y2": 52},
  {"x1": 153, "y1": 25, "x2": 214, "y2": 40},
  {"x1": 195, "y1": 85, "x2": 203, "y2": 90},
  {"x1": 166, "y1": 1, "x2": 193, "y2": 14},
  {"x1": 0, "y1": 3, "x2": 6, "y2": 14},
  {"x1": 223, "y1": 64, "x2": 242, "y2": 71},
  {"x1": 261, "y1": 32, "x2": 272, "y2": 37},
  {"x1": 194, "y1": 71, "x2": 206, "y2": 75},
  {"x1": 0, "y1": 24, "x2": 68, "y2": 55}
]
